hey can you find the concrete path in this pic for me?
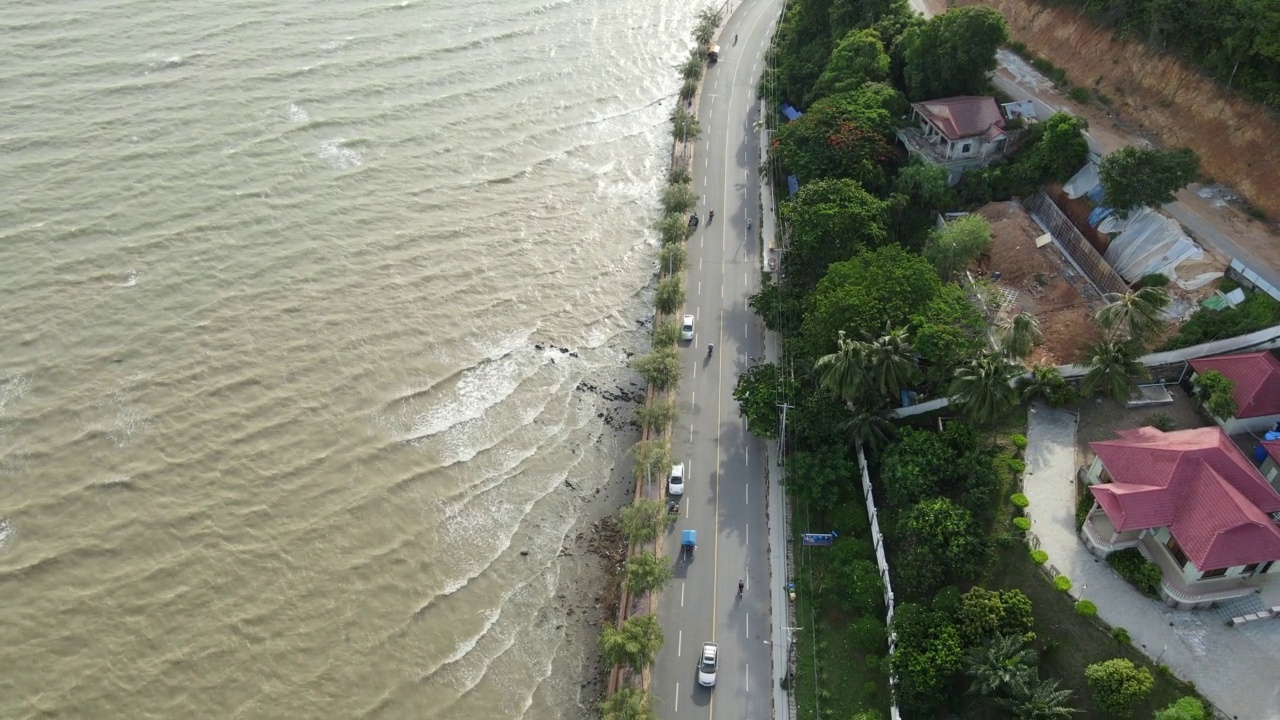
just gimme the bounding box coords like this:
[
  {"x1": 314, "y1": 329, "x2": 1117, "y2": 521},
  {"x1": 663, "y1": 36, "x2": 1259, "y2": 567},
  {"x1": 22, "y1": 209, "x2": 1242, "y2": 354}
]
[{"x1": 1024, "y1": 404, "x2": 1280, "y2": 720}]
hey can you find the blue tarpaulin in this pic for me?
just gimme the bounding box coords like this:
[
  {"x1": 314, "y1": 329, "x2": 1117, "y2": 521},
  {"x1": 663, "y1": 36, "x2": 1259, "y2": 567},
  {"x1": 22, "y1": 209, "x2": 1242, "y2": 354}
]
[
  {"x1": 1086, "y1": 184, "x2": 1107, "y2": 203},
  {"x1": 1088, "y1": 206, "x2": 1114, "y2": 227},
  {"x1": 787, "y1": 175, "x2": 799, "y2": 196},
  {"x1": 781, "y1": 103, "x2": 802, "y2": 121}
]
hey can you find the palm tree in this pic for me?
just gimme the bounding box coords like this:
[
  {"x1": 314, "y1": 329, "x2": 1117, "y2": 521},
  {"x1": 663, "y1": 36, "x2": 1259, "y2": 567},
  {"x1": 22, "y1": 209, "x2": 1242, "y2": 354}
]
[
  {"x1": 964, "y1": 634, "x2": 1039, "y2": 700},
  {"x1": 1081, "y1": 339, "x2": 1148, "y2": 402},
  {"x1": 813, "y1": 331, "x2": 871, "y2": 404},
  {"x1": 1019, "y1": 364, "x2": 1072, "y2": 406},
  {"x1": 1002, "y1": 677, "x2": 1078, "y2": 719},
  {"x1": 599, "y1": 614, "x2": 664, "y2": 672},
  {"x1": 842, "y1": 406, "x2": 897, "y2": 455},
  {"x1": 864, "y1": 327, "x2": 918, "y2": 401},
  {"x1": 999, "y1": 312, "x2": 1042, "y2": 360},
  {"x1": 1093, "y1": 287, "x2": 1169, "y2": 346},
  {"x1": 949, "y1": 352, "x2": 1021, "y2": 426}
]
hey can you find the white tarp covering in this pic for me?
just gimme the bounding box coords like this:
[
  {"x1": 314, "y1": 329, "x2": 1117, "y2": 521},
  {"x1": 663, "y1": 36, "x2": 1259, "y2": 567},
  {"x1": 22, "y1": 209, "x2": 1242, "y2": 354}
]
[
  {"x1": 1176, "y1": 271, "x2": 1224, "y2": 291},
  {"x1": 1101, "y1": 207, "x2": 1205, "y2": 282},
  {"x1": 1063, "y1": 162, "x2": 1100, "y2": 199}
]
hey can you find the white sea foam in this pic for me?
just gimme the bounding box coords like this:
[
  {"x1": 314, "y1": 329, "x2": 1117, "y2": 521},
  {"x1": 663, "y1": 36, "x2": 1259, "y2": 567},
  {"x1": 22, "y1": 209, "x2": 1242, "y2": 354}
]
[
  {"x1": 285, "y1": 103, "x2": 309, "y2": 124},
  {"x1": 120, "y1": 270, "x2": 140, "y2": 287},
  {"x1": 0, "y1": 518, "x2": 13, "y2": 553},
  {"x1": 317, "y1": 140, "x2": 362, "y2": 169}
]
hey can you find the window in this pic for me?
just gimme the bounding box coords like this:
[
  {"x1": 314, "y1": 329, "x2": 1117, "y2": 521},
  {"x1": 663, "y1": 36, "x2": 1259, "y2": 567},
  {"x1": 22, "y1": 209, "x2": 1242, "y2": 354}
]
[
  {"x1": 1201, "y1": 567, "x2": 1228, "y2": 579},
  {"x1": 961, "y1": 142, "x2": 972, "y2": 153},
  {"x1": 1166, "y1": 535, "x2": 1189, "y2": 568}
]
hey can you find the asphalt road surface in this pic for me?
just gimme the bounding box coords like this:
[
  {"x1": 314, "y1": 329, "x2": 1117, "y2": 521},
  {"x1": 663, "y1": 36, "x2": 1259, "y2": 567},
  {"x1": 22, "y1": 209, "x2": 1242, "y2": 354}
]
[{"x1": 652, "y1": 1, "x2": 782, "y2": 718}]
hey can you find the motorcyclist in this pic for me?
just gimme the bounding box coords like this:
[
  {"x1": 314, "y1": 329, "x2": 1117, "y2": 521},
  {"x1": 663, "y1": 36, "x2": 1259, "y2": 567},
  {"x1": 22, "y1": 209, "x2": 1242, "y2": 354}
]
[
  {"x1": 708, "y1": 209, "x2": 714, "y2": 224},
  {"x1": 707, "y1": 343, "x2": 714, "y2": 358},
  {"x1": 737, "y1": 579, "x2": 744, "y2": 596}
]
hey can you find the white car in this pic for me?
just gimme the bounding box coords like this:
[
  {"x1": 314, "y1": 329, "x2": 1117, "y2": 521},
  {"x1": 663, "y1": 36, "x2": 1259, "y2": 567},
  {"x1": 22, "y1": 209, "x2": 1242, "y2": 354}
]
[
  {"x1": 668, "y1": 463, "x2": 685, "y2": 497},
  {"x1": 697, "y1": 642, "x2": 718, "y2": 687},
  {"x1": 681, "y1": 314, "x2": 695, "y2": 341}
]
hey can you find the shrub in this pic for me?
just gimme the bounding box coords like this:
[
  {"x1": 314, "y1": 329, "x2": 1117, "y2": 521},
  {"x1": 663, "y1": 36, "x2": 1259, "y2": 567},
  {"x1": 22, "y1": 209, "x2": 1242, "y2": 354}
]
[
  {"x1": 1155, "y1": 696, "x2": 1206, "y2": 720},
  {"x1": 654, "y1": 276, "x2": 685, "y2": 315},
  {"x1": 619, "y1": 500, "x2": 666, "y2": 543},
  {"x1": 1161, "y1": 290, "x2": 1280, "y2": 350},
  {"x1": 679, "y1": 77, "x2": 699, "y2": 102},
  {"x1": 668, "y1": 166, "x2": 691, "y2": 184},
  {"x1": 1013, "y1": 517, "x2": 1031, "y2": 531},
  {"x1": 1139, "y1": 272, "x2": 1170, "y2": 288},
  {"x1": 1192, "y1": 369, "x2": 1238, "y2": 420},
  {"x1": 652, "y1": 319, "x2": 679, "y2": 348},
  {"x1": 632, "y1": 347, "x2": 682, "y2": 390},
  {"x1": 1075, "y1": 491, "x2": 1094, "y2": 531},
  {"x1": 1030, "y1": 549, "x2": 1048, "y2": 565},
  {"x1": 1086, "y1": 658, "x2": 1154, "y2": 716},
  {"x1": 1009, "y1": 493, "x2": 1029, "y2": 508},
  {"x1": 660, "y1": 182, "x2": 697, "y2": 214},
  {"x1": 1068, "y1": 86, "x2": 1091, "y2": 103},
  {"x1": 1054, "y1": 575, "x2": 1072, "y2": 592},
  {"x1": 1075, "y1": 599, "x2": 1098, "y2": 616},
  {"x1": 1111, "y1": 627, "x2": 1131, "y2": 644},
  {"x1": 1006, "y1": 457, "x2": 1026, "y2": 474},
  {"x1": 1106, "y1": 547, "x2": 1163, "y2": 596},
  {"x1": 849, "y1": 616, "x2": 888, "y2": 654},
  {"x1": 1142, "y1": 412, "x2": 1177, "y2": 432},
  {"x1": 659, "y1": 243, "x2": 686, "y2": 275},
  {"x1": 656, "y1": 211, "x2": 691, "y2": 246},
  {"x1": 635, "y1": 400, "x2": 677, "y2": 434},
  {"x1": 1009, "y1": 433, "x2": 1027, "y2": 450},
  {"x1": 624, "y1": 551, "x2": 674, "y2": 594}
]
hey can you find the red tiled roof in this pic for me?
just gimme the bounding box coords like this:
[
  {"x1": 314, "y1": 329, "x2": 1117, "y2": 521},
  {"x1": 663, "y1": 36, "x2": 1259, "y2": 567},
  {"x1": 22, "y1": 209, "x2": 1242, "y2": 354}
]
[
  {"x1": 911, "y1": 96, "x2": 1006, "y2": 141},
  {"x1": 1090, "y1": 426, "x2": 1280, "y2": 570},
  {"x1": 1264, "y1": 439, "x2": 1280, "y2": 463},
  {"x1": 1188, "y1": 351, "x2": 1280, "y2": 419}
]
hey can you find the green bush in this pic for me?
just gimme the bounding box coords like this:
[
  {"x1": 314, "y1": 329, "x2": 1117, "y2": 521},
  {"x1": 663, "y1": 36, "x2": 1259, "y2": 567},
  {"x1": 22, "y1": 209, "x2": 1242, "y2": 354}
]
[
  {"x1": 1139, "y1": 272, "x2": 1171, "y2": 288},
  {"x1": 1068, "y1": 86, "x2": 1091, "y2": 103},
  {"x1": 1054, "y1": 575, "x2": 1072, "y2": 592},
  {"x1": 1161, "y1": 290, "x2": 1280, "y2": 349},
  {"x1": 1111, "y1": 626, "x2": 1131, "y2": 644},
  {"x1": 849, "y1": 616, "x2": 888, "y2": 654},
  {"x1": 1142, "y1": 412, "x2": 1177, "y2": 432},
  {"x1": 1010, "y1": 493, "x2": 1029, "y2": 508},
  {"x1": 1009, "y1": 433, "x2": 1027, "y2": 450},
  {"x1": 1075, "y1": 491, "x2": 1094, "y2": 531},
  {"x1": 1106, "y1": 547, "x2": 1163, "y2": 596},
  {"x1": 1013, "y1": 517, "x2": 1031, "y2": 531},
  {"x1": 1155, "y1": 696, "x2": 1206, "y2": 720},
  {"x1": 1075, "y1": 599, "x2": 1098, "y2": 616},
  {"x1": 652, "y1": 319, "x2": 679, "y2": 348},
  {"x1": 1086, "y1": 658, "x2": 1154, "y2": 716},
  {"x1": 660, "y1": 182, "x2": 697, "y2": 215},
  {"x1": 1030, "y1": 549, "x2": 1048, "y2": 565},
  {"x1": 1006, "y1": 457, "x2": 1026, "y2": 474}
]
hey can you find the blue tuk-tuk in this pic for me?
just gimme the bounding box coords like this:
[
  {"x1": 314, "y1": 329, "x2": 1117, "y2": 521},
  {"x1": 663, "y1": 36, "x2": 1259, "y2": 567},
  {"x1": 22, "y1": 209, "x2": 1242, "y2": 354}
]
[{"x1": 681, "y1": 529, "x2": 697, "y2": 559}]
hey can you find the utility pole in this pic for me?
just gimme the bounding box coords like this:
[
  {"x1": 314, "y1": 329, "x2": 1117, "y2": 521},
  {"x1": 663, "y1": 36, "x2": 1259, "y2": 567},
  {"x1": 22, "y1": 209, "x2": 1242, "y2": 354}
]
[{"x1": 778, "y1": 401, "x2": 793, "y2": 466}]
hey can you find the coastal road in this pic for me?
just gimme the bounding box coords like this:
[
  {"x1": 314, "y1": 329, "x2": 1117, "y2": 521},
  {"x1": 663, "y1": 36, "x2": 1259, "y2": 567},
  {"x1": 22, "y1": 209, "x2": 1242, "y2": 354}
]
[{"x1": 653, "y1": 0, "x2": 782, "y2": 718}]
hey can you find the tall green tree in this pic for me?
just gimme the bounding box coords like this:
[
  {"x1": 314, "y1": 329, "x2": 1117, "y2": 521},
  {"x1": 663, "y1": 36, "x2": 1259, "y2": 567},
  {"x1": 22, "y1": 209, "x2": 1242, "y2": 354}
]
[
  {"x1": 1014, "y1": 112, "x2": 1091, "y2": 185},
  {"x1": 813, "y1": 29, "x2": 891, "y2": 98},
  {"x1": 624, "y1": 551, "x2": 674, "y2": 595},
  {"x1": 923, "y1": 213, "x2": 994, "y2": 282},
  {"x1": 733, "y1": 362, "x2": 787, "y2": 439},
  {"x1": 1094, "y1": 286, "x2": 1170, "y2": 346},
  {"x1": 844, "y1": 405, "x2": 897, "y2": 454},
  {"x1": 949, "y1": 352, "x2": 1021, "y2": 426},
  {"x1": 773, "y1": 83, "x2": 905, "y2": 190},
  {"x1": 892, "y1": 602, "x2": 966, "y2": 715},
  {"x1": 912, "y1": 284, "x2": 987, "y2": 393},
  {"x1": 864, "y1": 327, "x2": 918, "y2": 400},
  {"x1": 890, "y1": 158, "x2": 955, "y2": 246},
  {"x1": 901, "y1": 6, "x2": 1008, "y2": 100},
  {"x1": 1098, "y1": 146, "x2": 1201, "y2": 213},
  {"x1": 1081, "y1": 339, "x2": 1148, "y2": 403},
  {"x1": 814, "y1": 330, "x2": 871, "y2": 404},
  {"x1": 780, "y1": 177, "x2": 890, "y2": 290},
  {"x1": 801, "y1": 245, "x2": 942, "y2": 360},
  {"x1": 786, "y1": 443, "x2": 855, "y2": 510},
  {"x1": 599, "y1": 614, "x2": 664, "y2": 672}
]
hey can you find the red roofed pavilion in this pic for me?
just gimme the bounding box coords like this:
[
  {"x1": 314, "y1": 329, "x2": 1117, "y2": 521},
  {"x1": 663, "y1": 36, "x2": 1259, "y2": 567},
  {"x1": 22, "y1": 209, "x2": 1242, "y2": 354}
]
[{"x1": 1081, "y1": 425, "x2": 1280, "y2": 609}]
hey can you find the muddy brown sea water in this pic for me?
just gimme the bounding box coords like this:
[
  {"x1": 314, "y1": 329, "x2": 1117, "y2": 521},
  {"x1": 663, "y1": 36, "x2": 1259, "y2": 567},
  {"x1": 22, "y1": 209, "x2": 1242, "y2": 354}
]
[{"x1": 0, "y1": 0, "x2": 698, "y2": 717}]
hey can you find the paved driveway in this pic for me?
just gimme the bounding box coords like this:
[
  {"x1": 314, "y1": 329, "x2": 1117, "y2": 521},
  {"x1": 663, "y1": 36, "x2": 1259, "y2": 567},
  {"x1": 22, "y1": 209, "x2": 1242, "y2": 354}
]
[{"x1": 1024, "y1": 404, "x2": 1280, "y2": 720}]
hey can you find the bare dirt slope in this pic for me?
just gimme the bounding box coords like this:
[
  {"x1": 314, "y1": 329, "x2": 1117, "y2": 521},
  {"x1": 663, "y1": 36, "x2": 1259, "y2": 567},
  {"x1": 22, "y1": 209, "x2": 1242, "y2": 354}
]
[{"x1": 958, "y1": 0, "x2": 1280, "y2": 219}]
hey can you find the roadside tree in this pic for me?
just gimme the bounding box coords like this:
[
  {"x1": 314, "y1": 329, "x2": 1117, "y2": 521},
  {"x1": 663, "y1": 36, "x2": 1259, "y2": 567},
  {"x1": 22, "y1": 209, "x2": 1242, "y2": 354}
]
[
  {"x1": 772, "y1": 83, "x2": 904, "y2": 190},
  {"x1": 632, "y1": 347, "x2": 682, "y2": 390},
  {"x1": 813, "y1": 28, "x2": 891, "y2": 98},
  {"x1": 624, "y1": 551, "x2": 674, "y2": 595},
  {"x1": 828, "y1": 544, "x2": 885, "y2": 615},
  {"x1": 1098, "y1": 146, "x2": 1200, "y2": 214},
  {"x1": 786, "y1": 443, "x2": 855, "y2": 511},
  {"x1": 733, "y1": 362, "x2": 787, "y2": 439},
  {"x1": 600, "y1": 688, "x2": 656, "y2": 720},
  {"x1": 780, "y1": 177, "x2": 890, "y2": 290},
  {"x1": 599, "y1": 613, "x2": 664, "y2": 672},
  {"x1": 619, "y1": 500, "x2": 667, "y2": 544}
]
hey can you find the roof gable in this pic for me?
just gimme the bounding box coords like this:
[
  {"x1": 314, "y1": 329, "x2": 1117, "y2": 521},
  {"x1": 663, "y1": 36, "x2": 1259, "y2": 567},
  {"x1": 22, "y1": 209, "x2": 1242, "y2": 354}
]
[
  {"x1": 911, "y1": 96, "x2": 1006, "y2": 141},
  {"x1": 1188, "y1": 351, "x2": 1280, "y2": 418},
  {"x1": 1089, "y1": 426, "x2": 1280, "y2": 569}
]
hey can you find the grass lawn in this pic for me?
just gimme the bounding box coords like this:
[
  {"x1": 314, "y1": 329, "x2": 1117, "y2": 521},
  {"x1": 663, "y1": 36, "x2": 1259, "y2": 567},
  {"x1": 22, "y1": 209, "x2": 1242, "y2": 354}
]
[
  {"x1": 790, "y1": 496, "x2": 890, "y2": 720},
  {"x1": 987, "y1": 543, "x2": 1201, "y2": 718}
]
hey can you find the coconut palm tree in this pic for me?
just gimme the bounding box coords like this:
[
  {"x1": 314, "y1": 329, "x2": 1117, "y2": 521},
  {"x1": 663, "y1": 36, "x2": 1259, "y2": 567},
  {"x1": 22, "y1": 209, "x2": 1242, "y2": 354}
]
[
  {"x1": 1002, "y1": 677, "x2": 1078, "y2": 719},
  {"x1": 949, "y1": 352, "x2": 1021, "y2": 426},
  {"x1": 1093, "y1": 286, "x2": 1170, "y2": 346},
  {"x1": 1081, "y1": 339, "x2": 1148, "y2": 402},
  {"x1": 999, "y1": 312, "x2": 1042, "y2": 360},
  {"x1": 843, "y1": 405, "x2": 897, "y2": 455},
  {"x1": 813, "y1": 331, "x2": 871, "y2": 404},
  {"x1": 864, "y1": 327, "x2": 918, "y2": 401},
  {"x1": 1018, "y1": 364, "x2": 1075, "y2": 407},
  {"x1": 964, "y1": 634, "x2": 1039, "y2": 699}
]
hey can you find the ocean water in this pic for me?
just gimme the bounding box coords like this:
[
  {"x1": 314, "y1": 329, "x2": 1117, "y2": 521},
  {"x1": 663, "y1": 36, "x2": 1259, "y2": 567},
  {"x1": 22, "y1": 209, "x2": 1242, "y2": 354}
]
[{"x1": 0, "y1": 0, "x2": 694, "y2": 716}]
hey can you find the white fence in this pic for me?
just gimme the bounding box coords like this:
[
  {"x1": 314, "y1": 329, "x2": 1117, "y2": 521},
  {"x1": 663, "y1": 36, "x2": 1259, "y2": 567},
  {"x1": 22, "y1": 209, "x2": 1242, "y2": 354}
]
[{"x1": 855, "y1": 441, "x2": 901, "y2": 720}]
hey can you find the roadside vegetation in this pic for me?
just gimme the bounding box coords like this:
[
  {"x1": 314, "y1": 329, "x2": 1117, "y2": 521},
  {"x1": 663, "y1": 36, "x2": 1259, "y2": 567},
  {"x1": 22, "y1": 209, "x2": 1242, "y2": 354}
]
[
  {"x1": 751, "y1": 0, "x2": 1221, "y2": 716},
  {"x1": 598, "y1": 7, "x2": 724, "y2": 719}
]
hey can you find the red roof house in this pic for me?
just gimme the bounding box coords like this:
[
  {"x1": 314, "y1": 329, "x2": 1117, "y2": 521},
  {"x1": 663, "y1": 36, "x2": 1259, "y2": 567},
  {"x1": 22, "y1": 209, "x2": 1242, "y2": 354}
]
[
  {"x1": 1188, "y1": 351, "x2": 1280, "y2": 433},
  {"x1": 1082, "y1": 426, "x2": 1280, "y2": 608},
  {"x1": 897, "y1": 96, "x2": 1009, "y2": 185},
  {"x1": 910, "y1": 96, "x2": 1007, "y2": 143}
]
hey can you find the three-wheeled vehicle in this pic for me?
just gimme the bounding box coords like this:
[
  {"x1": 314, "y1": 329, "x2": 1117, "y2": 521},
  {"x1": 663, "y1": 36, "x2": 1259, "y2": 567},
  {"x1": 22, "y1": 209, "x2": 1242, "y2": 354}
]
[
  {"x1": 681, "y1": 529, "x2": 697, "y2": 560},
  {"x1": 707, "y1": 45, "x2": 720, "y2": 64}
]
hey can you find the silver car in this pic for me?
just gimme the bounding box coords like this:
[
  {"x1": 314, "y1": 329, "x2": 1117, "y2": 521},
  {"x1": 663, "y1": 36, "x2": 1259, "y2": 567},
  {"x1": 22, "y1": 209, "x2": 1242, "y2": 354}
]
[
  {"x1": 668, "y1": 463, "x2": 685, "y2": 497},
  {"x1": 697, "y1": 642, "x2": 718, "y2": 687},
  {"x1": 681, "y1": 314, "x2": 695, "y2": 341}
]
